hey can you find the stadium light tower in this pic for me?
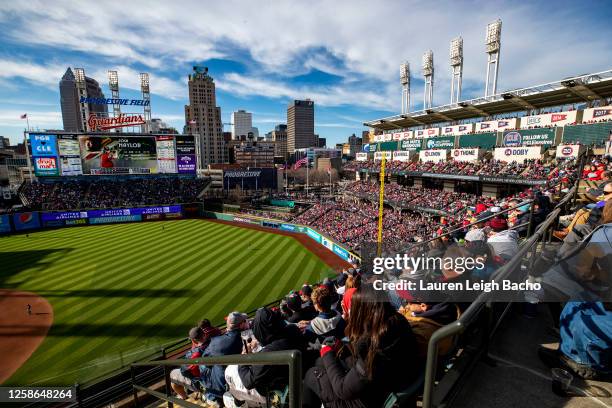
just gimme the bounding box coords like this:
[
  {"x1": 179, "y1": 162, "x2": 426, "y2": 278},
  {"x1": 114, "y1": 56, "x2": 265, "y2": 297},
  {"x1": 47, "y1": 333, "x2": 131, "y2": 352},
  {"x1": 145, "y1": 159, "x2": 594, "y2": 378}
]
[
  {"x1": 484, "y1": 19, "x2": 502, "y2": 97},
  {"x1": 422, "y1": 51, "x2": 434, "y2": 110},
  {"x1": 400, "y1": 62, "x2": 411, "y2": 114},
  {"x1": 74, "y1": 68, "x2": 90, "y2": 131},
  {"x1": 450, "y1": 37, "x2": 464, "y2": 104},
  {"x1": 140, "y1": 73, "x2": 151, "y2": 133},
  {"x1": 107, "y1": 70, "x2": 121, "y2": 126}
]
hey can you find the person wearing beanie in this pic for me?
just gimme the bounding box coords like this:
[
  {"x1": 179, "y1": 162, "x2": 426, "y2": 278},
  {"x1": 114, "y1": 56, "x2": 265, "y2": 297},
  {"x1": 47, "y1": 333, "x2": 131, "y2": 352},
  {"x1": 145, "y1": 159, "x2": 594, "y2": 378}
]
[
  {"x1": 287, "y1": 292, "x2": 317, "y2": 323},
  {"x1": 301, "y1": 284, "x2": 314, "y2": 308}
]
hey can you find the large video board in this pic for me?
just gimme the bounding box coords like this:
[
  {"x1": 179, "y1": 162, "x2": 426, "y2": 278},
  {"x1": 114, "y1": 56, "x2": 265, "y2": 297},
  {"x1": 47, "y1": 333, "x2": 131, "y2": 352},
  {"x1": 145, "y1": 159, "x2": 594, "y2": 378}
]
[{"x1": 79, "y1": 135, "x2": 158, "y2": 175}]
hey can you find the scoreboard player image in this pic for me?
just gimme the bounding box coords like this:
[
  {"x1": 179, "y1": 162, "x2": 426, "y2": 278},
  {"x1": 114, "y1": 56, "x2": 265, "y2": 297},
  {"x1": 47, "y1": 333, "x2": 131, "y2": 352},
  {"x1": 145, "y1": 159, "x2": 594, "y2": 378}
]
[{"x1": 79, "y1": 135, "x2": 158, "y2": 175}]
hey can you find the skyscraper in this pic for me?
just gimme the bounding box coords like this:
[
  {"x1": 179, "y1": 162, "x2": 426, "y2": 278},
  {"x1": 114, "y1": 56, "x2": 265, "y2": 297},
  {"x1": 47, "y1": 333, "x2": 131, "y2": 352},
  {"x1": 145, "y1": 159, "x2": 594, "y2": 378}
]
[
  {"x1": 287, "y1": 99, "x2": 315, "y2": 153},
  {"x1": 270, "y1": 124, "x2": 288, "y2": 159},
  {"x1": 184, "y1": 66, "x2": 226, "y2": 166},
  {"x1": 59, "y1": 67, "x2": 108, "y2": 132},
  {"x1": 231, "y1": 110, "x2": 252, "y2": 140}
]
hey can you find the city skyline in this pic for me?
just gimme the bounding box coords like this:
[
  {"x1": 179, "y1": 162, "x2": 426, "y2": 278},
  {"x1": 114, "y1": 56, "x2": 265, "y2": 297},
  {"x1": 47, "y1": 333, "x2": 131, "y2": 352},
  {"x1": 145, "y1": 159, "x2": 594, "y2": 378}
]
[{"x1": 1, "y1": 1, "x2": 611, "y2": 145}]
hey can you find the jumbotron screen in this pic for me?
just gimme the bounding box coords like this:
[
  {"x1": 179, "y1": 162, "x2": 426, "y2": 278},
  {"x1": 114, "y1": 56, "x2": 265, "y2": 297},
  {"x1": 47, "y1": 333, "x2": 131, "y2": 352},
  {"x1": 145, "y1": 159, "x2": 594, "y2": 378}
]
[{"x1": 79, "y1": 135, "x2": 158, "y2": 175}]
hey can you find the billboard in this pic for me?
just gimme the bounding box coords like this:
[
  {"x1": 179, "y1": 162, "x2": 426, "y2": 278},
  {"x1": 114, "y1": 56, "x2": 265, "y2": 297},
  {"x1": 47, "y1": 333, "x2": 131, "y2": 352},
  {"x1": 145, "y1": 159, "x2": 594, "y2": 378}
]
[
  {"x1": 494, "y1": 146, "x2": 543, "y2": 163},
  {"x1": 451, "y1": 148, "x2": 483, "y2": 162},
  {"x1": 400, "y1": 139, "x2": 422, "y2": 151},
  {"x1": 502, "y1": 129, "x2": 555, "y2": 147},
  {"x1": 374, "y1": 151, "x2": 392, "y2": 161},
  {"x1": 13, "y1": 212, "x2": 40, "y2": 231},
  {"x1": 79, "y1": 135, "x2": 158, "y2": 175},
  {"x1": 175, "y1": 136, "x2": 197, "y2": 174},
  {"x1": 0, "y1": 214, "x2": 11, "y2": 233},
  {"x1": 424, "y1": 136, "x2": 455, "y2": 150},
  {"x1": 355, "y1": 152, "x2": 368, "y2": 161},
  {"x1": 556, "y1": 144, "x2": 584, "y2": 159},
  {"x1": 441, "y1": 123, "x2": 474, "y2": 136},
  {"x1": 58, "y1": 135, "x2": 83, "y2": 176},
  {"x1": 30, "y1": 134, "x2": 60, "y2": 176},
  {"x1": 392, "y1": 150, "x2": 416, "y2": 162},
  {"x1": 419, "y1": 149, "x2": 448, "y2": 163},
  {"x1": 582, "y1": 105, "x2": 612, "y2": 122},
  {"x1": 156, "y1": 136, "x2": 176, "y2": 174},
  {"x1": 415, "y1": 128, "x2": 440, "y2": 138},
  {"x1": 476, "y1": 118, "x2": 518, "y2": 132},
  {"x1": 520, "y1": 111, "x2": 578, "y2": 129}
]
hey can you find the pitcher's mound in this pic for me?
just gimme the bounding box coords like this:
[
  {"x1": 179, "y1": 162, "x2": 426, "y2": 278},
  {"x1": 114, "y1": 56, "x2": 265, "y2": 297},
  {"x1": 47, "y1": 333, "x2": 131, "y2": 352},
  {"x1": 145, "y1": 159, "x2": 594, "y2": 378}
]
[{"x1": 0, "y1": 290, "x2": 53, "y2": 384}]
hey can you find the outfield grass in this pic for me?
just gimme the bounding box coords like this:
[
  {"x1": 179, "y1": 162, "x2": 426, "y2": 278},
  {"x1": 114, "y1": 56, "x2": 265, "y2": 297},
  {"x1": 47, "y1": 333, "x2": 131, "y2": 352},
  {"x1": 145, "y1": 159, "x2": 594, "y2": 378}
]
[{"x1": 0, "y1": 219, "x2": 335, "y2": 386}]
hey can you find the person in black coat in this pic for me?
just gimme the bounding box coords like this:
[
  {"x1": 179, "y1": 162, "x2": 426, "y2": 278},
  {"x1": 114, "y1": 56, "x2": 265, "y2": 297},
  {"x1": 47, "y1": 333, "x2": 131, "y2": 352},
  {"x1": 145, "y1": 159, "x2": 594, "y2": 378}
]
[
  {"x1": 303, "y1": 284, "x2": 422, "y2": 408},
  {"x1": 287, "y1": 292, "x2": 317, "y2": 323},
  {"x1": 226, "y1": 307, "x2": 306, "y2": 404}
]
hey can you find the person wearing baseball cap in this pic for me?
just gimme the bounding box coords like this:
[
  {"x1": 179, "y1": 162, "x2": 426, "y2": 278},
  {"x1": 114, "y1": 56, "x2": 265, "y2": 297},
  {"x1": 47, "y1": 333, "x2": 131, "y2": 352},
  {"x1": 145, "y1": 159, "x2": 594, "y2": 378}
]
[
  {"x1": 170, "y1": 326, "x2": 213, "y2": 400},
  {"x1": 197, "y1": 312, "x2": 249, "y2": 405}
]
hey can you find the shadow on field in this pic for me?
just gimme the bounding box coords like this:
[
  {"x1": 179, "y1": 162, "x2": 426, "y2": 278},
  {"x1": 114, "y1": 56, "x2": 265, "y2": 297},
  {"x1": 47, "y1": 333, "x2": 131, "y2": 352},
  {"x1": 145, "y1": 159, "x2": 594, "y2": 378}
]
[
  {"x1": 12, "y1": 289, "x2": 194, "y2": 298},
  {"x1": 0, "y1": 323, "x2": 193, "y2": 338},
  {"x1": 0, "y1": 249, "x2": 71, "y2": 288}
]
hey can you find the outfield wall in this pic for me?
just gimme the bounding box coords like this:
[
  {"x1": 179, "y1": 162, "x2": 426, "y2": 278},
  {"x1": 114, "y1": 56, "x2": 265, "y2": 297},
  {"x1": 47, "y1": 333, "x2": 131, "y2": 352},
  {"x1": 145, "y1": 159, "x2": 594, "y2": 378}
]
[{"x1": 202, "y1": 211, "x2": 361, "y2": 263}]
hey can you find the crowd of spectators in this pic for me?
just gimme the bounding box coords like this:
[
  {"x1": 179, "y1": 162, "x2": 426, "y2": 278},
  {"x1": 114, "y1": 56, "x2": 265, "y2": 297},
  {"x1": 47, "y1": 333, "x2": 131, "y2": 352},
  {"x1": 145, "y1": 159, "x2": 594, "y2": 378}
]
[
  {"x1": 344, "y1": 158, "x2": 571, "y2": 181},
  {"x1": 20, "y1": 178, "x2": 211, "y2": 211}
]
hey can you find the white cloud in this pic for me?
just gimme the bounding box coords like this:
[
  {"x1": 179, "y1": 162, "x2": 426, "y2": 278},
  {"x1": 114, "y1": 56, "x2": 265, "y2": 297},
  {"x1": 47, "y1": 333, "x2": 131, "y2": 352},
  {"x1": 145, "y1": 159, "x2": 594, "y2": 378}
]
[
  {"x1": 0, "y1": 110, "x2": 62, "y2": 128},
  {"x1": 0, "y1": 0, "x2": 610, "y2": 115}
]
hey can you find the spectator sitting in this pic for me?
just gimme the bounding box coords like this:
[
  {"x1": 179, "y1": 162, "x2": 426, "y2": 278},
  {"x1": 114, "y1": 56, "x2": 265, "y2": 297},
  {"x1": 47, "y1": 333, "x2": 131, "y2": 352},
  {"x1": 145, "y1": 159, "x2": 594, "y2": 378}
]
[
  {"x1": 197, "y1": 312, "x2": 248, "y2": 405},
  {"x1": 399, "y1": 301, "x2": 461, "y2": 359},
  {"x1": 170, "y1": 325, "x2": 220, "y2": 400},
  {"x1": 301, "y1": 284, "x2": 314, "y2": 308},
  {"x1": 301, "y1": 286, "x2": 346, "y2": 343},
  {"x1": 539, "y1": 302, "x2": 612, "y2": 379},
  {"x1": 302, "y1": 284, "x2": 421, "y2": 408},
  {"x1": 286, "y1": 292, "x2": 316, "y2": 323},
  {"x1": 225, "y1": 307, "x2": 306, "y2": 407}
]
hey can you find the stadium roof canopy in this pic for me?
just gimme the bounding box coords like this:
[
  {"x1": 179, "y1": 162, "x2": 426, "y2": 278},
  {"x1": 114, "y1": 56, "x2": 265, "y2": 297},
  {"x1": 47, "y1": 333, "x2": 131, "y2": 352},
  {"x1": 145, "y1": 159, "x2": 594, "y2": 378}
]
[{"x1": 365, "y1": 69, "x2": 612, "y2": 131}]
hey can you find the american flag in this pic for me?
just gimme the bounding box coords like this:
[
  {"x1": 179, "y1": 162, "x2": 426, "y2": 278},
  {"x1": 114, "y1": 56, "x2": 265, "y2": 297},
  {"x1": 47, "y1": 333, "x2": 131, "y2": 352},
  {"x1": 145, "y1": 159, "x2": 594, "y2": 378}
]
[{"x1": 293, "y1": 157, "x2": 308, "y2": 170}]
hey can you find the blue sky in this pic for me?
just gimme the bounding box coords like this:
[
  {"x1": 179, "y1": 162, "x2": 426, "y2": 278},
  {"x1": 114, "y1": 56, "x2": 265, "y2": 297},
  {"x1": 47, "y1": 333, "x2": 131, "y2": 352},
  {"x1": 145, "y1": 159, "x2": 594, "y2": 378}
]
[{"x1": 1, "y1": 0, "x2": 611, "y2": 146}]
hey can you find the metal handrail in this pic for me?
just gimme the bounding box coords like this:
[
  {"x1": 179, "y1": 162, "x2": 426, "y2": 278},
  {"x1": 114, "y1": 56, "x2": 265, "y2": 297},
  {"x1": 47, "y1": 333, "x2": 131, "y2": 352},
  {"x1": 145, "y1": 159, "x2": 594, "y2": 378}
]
[
  {"x1": 131, "y1": 350, "x2": 302, "y2": 408},
  {"x1": 420, "y1": 184, "x2": 577, "y2": 408}
]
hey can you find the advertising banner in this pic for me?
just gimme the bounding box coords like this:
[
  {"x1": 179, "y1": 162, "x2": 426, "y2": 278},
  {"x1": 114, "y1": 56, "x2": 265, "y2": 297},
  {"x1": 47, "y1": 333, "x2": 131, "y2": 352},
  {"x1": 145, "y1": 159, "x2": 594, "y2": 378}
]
[
  {"x1": 355, "y1": 152, "x2": 368, "y2": 161},
  {"x1": 392, "y1": 132, "x2": 401, "y2": 141},
  {"x1": 520, "y1": 111, "x2": 578, "y2": 128},
  {"x1": 441, "y1": 123, "x2": 474, "y2": 136},
  {"x1": 476, "y1": 118, "x2": 518, "y2": 132},
  {"x1": 392, "y1": 150, "x2": 416, "y2": 162},
  {"x1": 13, "y1": 212, "x2": 40, "y2": 231},
  {"x1": 306, "y1": 227, "x2": 321, "y2": 243},
  {"x1": 0, "y1": 214, "x2": 11, "y2": 233},
  {"x1": 423, "y1": 136, "x2": 455, "y2": 150},
  {"x1": 374, "y1": 151, "x2": 392, "y2": 161},
  {"x1": 502, "y1": 128, "x2": 555, "y2": 147},
  {"x1": 415, "y1": 128, "x2": 440, "y2": 138},
  {"x1": 419, "y1": 149, "x2": 448, "y2": 163},
  {"x1": 30, "y1": 134, "x2": 60, "y2": 176},
  {"x1": 556, "y1": 144, "x2": 584, "y2": 159},
  {"x1": 79, "y1": 136, "x2": 158, "y2": 175},
  {"x1": 451, "y1": 148, "x2": 482, "y2": 162},
  {"x1": 383, "y1": 134, "x2": 392, "y2": 141},
  {"x1": 58, "y1": 135, "x2": 83, "y2": 176},
  {"x1": 582, "y1": 105, "x2": 612, "y2": 122},
  {"x1": 400, "y1": 139, "x2": 422, "y2": 151},
  {"x1": 494, "y1": 146, "x2": 543, "y2": 163},
  {"x1": 332, "y1": 243, "x2": 350, "y2": 261},
  {"x1": 175, "y1": 136, "x2": 197, "y2": 174},
  {"x1": 398, "y1": 131, "x2": 413, "y2": 140},
  {"x1": 156, "y1": 136, "x2": 176, "y2": 174}
]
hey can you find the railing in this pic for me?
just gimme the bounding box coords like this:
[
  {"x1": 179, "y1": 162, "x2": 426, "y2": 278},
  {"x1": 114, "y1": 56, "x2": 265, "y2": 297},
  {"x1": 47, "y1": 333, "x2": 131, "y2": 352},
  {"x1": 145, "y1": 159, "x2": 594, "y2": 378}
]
[
  {"x1": 420, "y1": 183, "x2": 577, "y2": 408},
  {"x1": 131, "y1": 350, "x2": 302, "y2": 408}
]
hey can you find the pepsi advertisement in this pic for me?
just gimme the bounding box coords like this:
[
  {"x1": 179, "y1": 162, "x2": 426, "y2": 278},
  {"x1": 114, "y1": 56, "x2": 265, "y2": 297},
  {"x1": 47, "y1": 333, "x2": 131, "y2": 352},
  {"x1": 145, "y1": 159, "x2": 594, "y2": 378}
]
[{"x1": 13, "y1": 212, "x2": 41, "y2": 231}]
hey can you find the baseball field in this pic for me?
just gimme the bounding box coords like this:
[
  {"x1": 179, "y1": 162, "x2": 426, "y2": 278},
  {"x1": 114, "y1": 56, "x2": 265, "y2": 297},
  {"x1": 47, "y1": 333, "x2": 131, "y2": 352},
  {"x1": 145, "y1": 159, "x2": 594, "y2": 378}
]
[{"x1": 0, "y1": 219, "x2": 340, "y2": 386}]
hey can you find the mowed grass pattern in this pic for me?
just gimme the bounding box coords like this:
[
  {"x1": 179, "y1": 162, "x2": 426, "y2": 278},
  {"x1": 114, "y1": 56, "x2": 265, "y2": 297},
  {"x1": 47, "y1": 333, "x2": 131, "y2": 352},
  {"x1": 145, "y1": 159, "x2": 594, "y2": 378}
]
[{"x1": 1, "y1": 219, "x2": 334, "y2": 386}]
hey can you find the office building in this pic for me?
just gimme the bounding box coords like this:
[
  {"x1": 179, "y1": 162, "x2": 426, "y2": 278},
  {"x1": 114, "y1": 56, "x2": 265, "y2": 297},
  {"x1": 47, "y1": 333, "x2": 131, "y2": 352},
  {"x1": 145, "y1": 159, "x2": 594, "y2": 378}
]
[
  {"x1": 231, "y1": 110, "x2": 253, "y2": 140},
  {"x1": 270, "y1": 124, "x2": 288, "y2": 159},
  {"x1": 234, "y1": 141, "x2": 275, "y2": 167},
  {"x1": 287, "y1": 99, "x2": 315, "y2": 153},
  {"x1": 184, "y1": 66, "x2": 227, "y2": 165},
  {"x1": 59, "y1": 67, "x2": 108, "y2": 132}
]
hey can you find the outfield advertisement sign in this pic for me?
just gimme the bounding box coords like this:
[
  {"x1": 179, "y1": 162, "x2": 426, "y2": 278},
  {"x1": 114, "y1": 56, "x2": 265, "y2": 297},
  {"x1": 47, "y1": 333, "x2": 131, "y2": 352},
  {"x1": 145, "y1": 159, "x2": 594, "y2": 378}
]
[
  {"x1": 441, "y1": 124, "x2": 474, "y2": 136},
  {"x1": 392, "y1": 150, "x2": 416, "y2": 162},
  {"x1": 306, "y1": 228, "x2": 321, "y2": 243},
  {"x1": 451, "y1": 148, "x2": 482, "y2": 162},
  {"x1": 520, "y1": 110, "x2": 578, "y2": 129},
  {"x1": 415, "y1": 128, "x2": 440, "y2": 138},
  {"x1": 582, "y1": 105, "x2": 612, "y2": 122},
  {"x1": 494, "y1": 146, "x2": 543, "y2": 163},
  {"x1": 424, "y1": 136, "x2": 455, "y2": 150},
  {"x1": 374, "y1": 151, "x2": 392, "y2": 161},
  {"x1": 41, "y1": 205, "x2": 182, "y2": 226},
  {"x1": 476, "y1": 118, "x2": 518, "y2": 132},
  {"x1": 400, "y1": 139, "x2": 422, "y2": 151},
  {"x1": 13, "y1": 212, "x2": 41, "y2": 231},
  {"x1": 79, "y1": 135, "x2": 158, "y2": 175},
  {"x1": 356, "y1": 152, "x2": 368, "y2": 161},
  {"x1": 419, "y1": 149, "x2": 448, "y2": 163},
  {"x1": 556, "y1": 144, "x2": 584, "y2": 159},
  {"x1": 502, "y1": 129, "x2": 555, "y2": 147},
  {"x1": 332, "y1": 243, "x2": 350, "y2": 261},
  {"x1": 0, "y1": 214, "x2": 11, "y2": 233}
]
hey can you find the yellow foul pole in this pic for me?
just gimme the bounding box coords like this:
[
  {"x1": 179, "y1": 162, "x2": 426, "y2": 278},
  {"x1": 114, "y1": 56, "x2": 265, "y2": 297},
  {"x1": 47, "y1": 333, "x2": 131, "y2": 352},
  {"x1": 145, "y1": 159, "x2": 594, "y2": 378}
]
[{"x1": 377, "y1": 152, "x2": 386, "y2": 256}]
